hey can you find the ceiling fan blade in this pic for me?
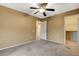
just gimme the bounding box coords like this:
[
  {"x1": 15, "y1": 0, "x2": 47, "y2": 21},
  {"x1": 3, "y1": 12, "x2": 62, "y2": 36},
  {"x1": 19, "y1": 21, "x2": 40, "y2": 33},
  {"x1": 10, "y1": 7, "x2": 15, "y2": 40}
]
[
  {"x1": 34, "y1": 11, "x2": 39, "y2": 14},
  {"x1": 43, "y1": 12, "x2": 46, "y2": 16},
  {"x1": 30, "y1": 7, "x2": 38, "y2": 9},
  {"x1": 46, "y1": 9, "x2": 55, "y2": 11}
]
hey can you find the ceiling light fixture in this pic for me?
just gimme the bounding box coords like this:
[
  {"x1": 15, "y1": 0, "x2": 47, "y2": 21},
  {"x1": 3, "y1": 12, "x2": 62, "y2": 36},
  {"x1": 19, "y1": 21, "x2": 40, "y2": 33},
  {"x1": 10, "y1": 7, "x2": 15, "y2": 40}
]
[
  {"x1": 39, "y1": 8, "x2": 45, "y2": 12},
  {"x1": 30, "y1": 3, "x2": 55, "y2": 16},
  {"x1": 33, "y1": 3, "x2": 36, "y2": 6}
]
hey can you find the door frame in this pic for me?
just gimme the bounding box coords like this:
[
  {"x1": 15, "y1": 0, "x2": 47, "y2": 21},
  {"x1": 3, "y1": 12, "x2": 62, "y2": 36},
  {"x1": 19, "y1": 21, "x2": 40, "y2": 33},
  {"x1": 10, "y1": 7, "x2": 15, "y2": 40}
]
[{"x1": 36, "y1": 20, "x2": 41, "y2": 40}]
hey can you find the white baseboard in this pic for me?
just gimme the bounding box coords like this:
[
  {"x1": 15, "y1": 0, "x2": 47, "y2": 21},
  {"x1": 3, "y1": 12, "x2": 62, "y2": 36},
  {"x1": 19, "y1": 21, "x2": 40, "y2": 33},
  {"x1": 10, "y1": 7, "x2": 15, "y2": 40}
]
[{"x1": 0, "y1": 40, "x2": 34, "y2": 51}]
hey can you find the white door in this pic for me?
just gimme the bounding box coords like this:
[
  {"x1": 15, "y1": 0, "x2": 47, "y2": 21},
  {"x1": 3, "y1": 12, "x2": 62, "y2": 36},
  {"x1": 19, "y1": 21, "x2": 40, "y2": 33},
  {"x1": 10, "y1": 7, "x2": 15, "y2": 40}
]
[
  {"x1": 40, "y1": 21, "x2": 47, "y2": 40},
  {"x1": 36, "y1": 20, "x2": 47, "y2": 40}
]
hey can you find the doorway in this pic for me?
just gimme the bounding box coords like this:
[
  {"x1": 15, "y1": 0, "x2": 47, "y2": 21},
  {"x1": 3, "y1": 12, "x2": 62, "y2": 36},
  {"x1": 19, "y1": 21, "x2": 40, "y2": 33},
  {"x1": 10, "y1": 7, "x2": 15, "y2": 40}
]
[{"x1": 36, "y1": 20, "x2": 47, "y2": 40}]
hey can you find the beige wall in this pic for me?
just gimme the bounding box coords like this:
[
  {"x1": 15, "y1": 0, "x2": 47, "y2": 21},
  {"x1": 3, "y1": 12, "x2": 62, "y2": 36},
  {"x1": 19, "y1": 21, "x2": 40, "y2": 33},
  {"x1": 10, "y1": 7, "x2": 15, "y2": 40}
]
[
  {"x1": 47, "y1": 9, "x2": 79, "y2": 44},
  {"x1": 47, "y1": 15, "x2": 64, "y2": 44},
  {"x1": 0, "y1": 5, "x2": 38, "y2": 49},
  {"x1": 65, "y1": 14, "x2": 79, "y2": 31}
]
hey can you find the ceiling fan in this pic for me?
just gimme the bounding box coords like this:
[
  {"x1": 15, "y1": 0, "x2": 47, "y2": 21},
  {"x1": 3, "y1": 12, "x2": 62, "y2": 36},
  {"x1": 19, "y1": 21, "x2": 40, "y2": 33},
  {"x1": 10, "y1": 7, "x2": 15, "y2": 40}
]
[{"x1": 30, "y1": 3, "x2": 55, "y2": 16}]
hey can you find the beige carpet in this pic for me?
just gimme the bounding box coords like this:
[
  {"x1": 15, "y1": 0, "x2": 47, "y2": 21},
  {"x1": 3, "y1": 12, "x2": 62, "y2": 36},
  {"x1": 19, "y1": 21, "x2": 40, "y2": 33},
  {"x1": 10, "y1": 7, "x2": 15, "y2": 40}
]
[{"x1": 0, "y1": 40, "x2": 79, "y2": 56}]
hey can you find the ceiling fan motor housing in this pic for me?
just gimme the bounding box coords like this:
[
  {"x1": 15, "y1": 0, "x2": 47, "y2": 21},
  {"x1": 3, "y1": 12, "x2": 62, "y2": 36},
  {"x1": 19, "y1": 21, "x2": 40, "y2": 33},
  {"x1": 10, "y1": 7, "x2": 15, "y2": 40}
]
[{"x1": 38, "y1": 3, "x2": 47, "y2": 8}]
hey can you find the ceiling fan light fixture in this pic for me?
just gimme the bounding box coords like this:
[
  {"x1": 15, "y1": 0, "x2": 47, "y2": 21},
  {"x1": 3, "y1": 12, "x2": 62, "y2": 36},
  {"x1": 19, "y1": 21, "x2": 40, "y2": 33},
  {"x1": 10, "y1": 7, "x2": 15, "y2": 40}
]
[
  {"x1": 39, "y1": 8, "x2": 45, "y2": 12},
  {"x1": 30, "y1": 3, "x2": 55, "y2": 17}
]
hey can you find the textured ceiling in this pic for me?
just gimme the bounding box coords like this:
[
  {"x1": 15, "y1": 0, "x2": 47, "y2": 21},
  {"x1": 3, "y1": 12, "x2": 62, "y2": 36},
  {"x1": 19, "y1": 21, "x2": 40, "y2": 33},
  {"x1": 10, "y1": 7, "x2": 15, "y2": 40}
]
[{"x1": 0, "y1": 3, "x2": 79, "y2": 19}]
